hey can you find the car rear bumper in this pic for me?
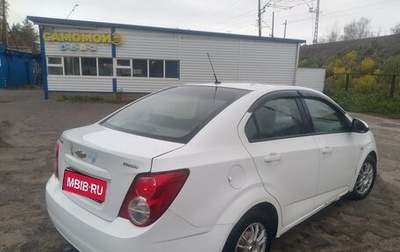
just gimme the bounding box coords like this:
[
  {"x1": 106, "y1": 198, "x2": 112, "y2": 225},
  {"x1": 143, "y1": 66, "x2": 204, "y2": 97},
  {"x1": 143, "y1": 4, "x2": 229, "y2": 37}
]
[{"x1": 46, "y1": 175, "x2": 229, "y2": 252}]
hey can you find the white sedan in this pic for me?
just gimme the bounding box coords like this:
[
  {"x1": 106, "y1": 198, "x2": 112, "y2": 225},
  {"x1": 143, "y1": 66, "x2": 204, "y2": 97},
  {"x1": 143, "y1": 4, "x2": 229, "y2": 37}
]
[{"x1": 46, "y1": 83, "x2": 377, "y2": 252}]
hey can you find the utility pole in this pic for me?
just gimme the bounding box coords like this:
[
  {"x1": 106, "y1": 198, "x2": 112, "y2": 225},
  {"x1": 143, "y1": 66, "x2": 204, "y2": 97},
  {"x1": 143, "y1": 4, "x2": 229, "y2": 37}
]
[
  {"x1": 309, "y1": 0, "x2": 321, "y2": 44},
  {"x1": 283, "y1": 20, "x2": 287, "y2": 38},
  {"x1": 2, "y1": 0, "x2": 7, "y2": 47},
  {"x1": 271, "y1": 12, "x2": 275, "y2": 38},
  {"x1": 258, "y1": 0, "x2": 262, "y2": 36}
]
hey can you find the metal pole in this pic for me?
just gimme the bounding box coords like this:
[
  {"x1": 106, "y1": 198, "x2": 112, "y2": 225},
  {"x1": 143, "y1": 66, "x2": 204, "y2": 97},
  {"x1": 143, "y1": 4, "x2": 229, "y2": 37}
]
[
  {"x1": 258, "y1": 0, "x2": 262, "y2": 36},
  {"x1": 271, "y1": 12, "x2": 275, "y2": 38},
  {"x1": 345, "y1": 71, "x2": 350, "y2": 92},
  {"x1": 66, "y1": 4, "x2": 79, "y2": 19},
  {"x1": 390, "y1": 75, "x2": 396, "y2": 98},
  {"x1": 283, "y1": 20, "x2": 287, "y2": 38},
  {"x1": 2, "y1": 0, "x2": 7, "y2": 47},
  {"x1": 313, "y1": 0, "x2": 320, "y2": 44}
]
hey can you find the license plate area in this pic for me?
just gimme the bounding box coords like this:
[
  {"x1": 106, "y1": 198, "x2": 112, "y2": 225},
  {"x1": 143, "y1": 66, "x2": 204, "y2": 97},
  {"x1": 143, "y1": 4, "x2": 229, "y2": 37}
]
[{"x1": 62, "y1": 169, "x2": 107, "y2": 202}]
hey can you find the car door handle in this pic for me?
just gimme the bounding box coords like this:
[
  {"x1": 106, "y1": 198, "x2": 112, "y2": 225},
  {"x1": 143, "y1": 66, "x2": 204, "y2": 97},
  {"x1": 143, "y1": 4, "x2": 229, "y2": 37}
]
[
  {"x1": 264, "y1": 153, "x2": 282, "y2": 163},
  {"x1": 321, "y1": 147, "x2": 333, "y2": 154}
]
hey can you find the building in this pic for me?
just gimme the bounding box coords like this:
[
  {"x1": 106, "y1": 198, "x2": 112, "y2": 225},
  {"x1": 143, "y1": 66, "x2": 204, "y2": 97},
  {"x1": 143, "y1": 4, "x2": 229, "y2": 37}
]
[
  {"x1": 0, "y1": 45, "x2": 40, "y2": 89},
  {"x1": 28, "y1": 16, "x2": 319, "y2": 99}
]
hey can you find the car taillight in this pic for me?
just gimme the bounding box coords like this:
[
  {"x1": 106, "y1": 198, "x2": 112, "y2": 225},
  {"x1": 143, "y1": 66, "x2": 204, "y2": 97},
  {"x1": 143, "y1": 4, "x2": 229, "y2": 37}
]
[
  {"x1": 119, "y1": 169, "x2": 189, "y2": 227},
  {"x1": 54, "y1": 141, "x2": 60, "y2": 179}
]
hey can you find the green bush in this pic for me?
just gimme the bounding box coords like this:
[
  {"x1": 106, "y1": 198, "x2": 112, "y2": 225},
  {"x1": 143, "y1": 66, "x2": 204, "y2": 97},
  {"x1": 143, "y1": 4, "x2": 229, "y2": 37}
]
[{"x1": 325, "y1": 88, "x2": 400, "y2": 118}]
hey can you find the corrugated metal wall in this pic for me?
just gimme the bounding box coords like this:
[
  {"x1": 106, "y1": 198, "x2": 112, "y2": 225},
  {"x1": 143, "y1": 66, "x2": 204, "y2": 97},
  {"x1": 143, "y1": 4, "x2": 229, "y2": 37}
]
[
  {"x1": 47, "y1": 76, "x2": 113, "y2": 92},
  {"x1": 117, "y1": 29, "x2": 180, "y2": 59},
  {"x1": 295, "y1": 68, "x2": 326, "y2": 91},
  {"x1": 0, "y1": 46, "x2": 37, "y2": 88},
  {"x1": 43, "y1": 25, "x2": 299, "y2": 93}
]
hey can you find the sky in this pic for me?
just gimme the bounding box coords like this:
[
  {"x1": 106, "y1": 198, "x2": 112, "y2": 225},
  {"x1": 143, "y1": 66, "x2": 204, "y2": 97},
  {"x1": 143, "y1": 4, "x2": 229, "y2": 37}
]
[{"x1": 6, "y1": 0, "x2": 400, "y2": 44}]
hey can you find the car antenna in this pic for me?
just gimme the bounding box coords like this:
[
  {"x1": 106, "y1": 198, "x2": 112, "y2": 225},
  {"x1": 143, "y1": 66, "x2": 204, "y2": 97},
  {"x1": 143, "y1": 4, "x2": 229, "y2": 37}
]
[{"x1": 207, "y1": 53, "x2": 221, "y2": 85}]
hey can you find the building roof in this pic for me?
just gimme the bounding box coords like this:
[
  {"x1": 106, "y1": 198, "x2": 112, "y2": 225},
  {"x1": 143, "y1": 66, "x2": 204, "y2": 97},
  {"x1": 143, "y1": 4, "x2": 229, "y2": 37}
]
[{"x1": 27, "y1": 16, "x2": 305, "y2": 45}]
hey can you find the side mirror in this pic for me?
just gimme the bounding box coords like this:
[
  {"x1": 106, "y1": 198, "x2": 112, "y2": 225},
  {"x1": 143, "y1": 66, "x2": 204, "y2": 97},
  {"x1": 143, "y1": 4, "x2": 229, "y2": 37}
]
[{"x1": 351, "y1": 118, "x2": 369, "y2": 133}]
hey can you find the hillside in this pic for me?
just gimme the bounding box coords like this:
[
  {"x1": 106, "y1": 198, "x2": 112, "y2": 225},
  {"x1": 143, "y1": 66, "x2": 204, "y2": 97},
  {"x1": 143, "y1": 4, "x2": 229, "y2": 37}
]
[{"x1": 299, "y1": 33, "x2": 400, "y2": 66}]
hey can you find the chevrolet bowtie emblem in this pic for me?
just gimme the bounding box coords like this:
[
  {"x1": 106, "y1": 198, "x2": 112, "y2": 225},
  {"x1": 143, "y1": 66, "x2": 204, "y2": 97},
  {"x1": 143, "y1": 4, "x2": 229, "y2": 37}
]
[
  {"x1": 74, "y1": 149, "x2": 87, "y2": 159},
  {"x1": 70, "y1": 143, "x2": 87, "y2": 159}
]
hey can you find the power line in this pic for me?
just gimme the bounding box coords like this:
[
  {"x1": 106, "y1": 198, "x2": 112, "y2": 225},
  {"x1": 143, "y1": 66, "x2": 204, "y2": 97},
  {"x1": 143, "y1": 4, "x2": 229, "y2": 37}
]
[{"x1": 189, "y1": 0, "x2": 248, "y2": 29}]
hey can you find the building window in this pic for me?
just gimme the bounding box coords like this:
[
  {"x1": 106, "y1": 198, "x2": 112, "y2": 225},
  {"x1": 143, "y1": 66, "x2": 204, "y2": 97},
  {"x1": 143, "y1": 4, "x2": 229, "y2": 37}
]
[
  {"x1": 48, "y1": 57, "x2": 62, "y2": 64},
  {"x1": 149, "y1": 60, "x2": 163, "y2": 78},
  {"x1": 64, "y1": 57, "x2": 80, "y2": 76},
  {"x1": 46, "y1": 57, "x2": 180, "y2": 78},
  {"x1": 47, "y1": 57, "x2": 63, "y2": 75},
  {"x1": 116, "y1": 59, "x2": 132, "y2": 77},
  {"x1": 165, "y1": 60, "x2": 179, "y2": 78},
  {"x1": 81, "y1": 57, "x2": 97, "y2": 76},
  {"x1": 99, "y1": 58, "x2": 113, "y2": 76},
  {"x1": 132, "y1": 59, "x2": 148, "y2": 77}
]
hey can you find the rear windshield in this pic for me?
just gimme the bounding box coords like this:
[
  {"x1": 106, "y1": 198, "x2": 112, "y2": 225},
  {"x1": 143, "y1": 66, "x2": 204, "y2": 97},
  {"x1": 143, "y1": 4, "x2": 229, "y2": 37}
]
[{"x1": 102, "y1": 85, "x2": 249, "y2": 143}]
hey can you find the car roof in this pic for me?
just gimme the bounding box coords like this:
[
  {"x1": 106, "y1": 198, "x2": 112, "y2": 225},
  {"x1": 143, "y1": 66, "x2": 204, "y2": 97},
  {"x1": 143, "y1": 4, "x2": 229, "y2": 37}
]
[{"x1": 184, "y1": 82, "x2": 318, "y2": 94}]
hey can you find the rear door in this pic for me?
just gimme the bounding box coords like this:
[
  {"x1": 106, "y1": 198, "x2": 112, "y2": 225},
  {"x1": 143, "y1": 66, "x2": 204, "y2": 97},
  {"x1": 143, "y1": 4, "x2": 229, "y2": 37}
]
[{"x1": 240, "y1": 91, "x2": 320, "y2": 227}]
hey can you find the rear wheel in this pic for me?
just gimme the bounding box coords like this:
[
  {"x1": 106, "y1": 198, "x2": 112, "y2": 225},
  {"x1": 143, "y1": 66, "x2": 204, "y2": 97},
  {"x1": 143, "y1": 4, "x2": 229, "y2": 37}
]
[
  {"x1": 222, "y1": 209, "x2": 274, "y2": 252},
  {"x1": 349, "y1": 155, "x2": 376, "y2": 200}
]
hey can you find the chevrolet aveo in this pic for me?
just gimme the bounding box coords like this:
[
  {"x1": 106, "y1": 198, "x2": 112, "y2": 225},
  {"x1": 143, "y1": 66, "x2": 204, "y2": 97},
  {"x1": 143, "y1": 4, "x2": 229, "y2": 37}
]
[{"x1": 46, "y1": 83, "x2": 377, "y2": 252}]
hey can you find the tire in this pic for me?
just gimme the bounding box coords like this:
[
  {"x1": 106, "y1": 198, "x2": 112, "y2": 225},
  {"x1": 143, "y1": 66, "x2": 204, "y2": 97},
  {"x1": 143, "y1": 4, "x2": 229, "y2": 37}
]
[
  {"x1": 349, "y1": 155, "x2": 376, "y2": 200},
  {"x1": 222, "y1": 209, "x2": 274, "y2": 252}
]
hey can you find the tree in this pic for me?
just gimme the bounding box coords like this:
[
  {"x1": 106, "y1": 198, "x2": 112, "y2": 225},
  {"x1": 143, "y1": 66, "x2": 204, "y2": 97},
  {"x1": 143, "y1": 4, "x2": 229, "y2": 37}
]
[
  {"x1": 0, "y1": 0, "x2": 9, "y2": 45},
  {"x1": 8, "y1": 20, "x2": 39, "y2": 53},
  {"x1": 391, "y1": 22, "x2": 400, "y2": 34},
  {"x1": 0, "y1": 0, "x2": 38, "y2": 53},
  {"x1": 342, "y1": 17, "x2": 373, "y2": 41},
  {"x1": 320, "y1": 23, "x2": 341, "y2": 43}
]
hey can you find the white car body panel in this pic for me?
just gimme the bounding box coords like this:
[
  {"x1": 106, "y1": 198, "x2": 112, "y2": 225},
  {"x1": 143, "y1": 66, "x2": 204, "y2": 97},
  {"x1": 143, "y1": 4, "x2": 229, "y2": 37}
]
[
  {"x1": 313, "y1": 132, "x2": 362, "y2": 207},
  {"x1": 58, "y1": 124, "x2": 184, "y2": 221},
  {"x1": 152, "y1": 95, "x2": 281, "y2": 228},
  {"x1": 241, "y1": 135, "x2": 320, "y2": 227},
  {"x1": 46, "y1": 175, "x2": 229, "y2": 252},
  {"x1": 45, "y1": 82, "x2": 378, "y2": 251}
]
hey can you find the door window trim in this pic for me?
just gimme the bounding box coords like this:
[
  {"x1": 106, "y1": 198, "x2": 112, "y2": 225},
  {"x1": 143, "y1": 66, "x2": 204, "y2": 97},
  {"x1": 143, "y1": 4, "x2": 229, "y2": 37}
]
[{"x1": 245, "y1": 90, "x2": 311, "y2": 143}]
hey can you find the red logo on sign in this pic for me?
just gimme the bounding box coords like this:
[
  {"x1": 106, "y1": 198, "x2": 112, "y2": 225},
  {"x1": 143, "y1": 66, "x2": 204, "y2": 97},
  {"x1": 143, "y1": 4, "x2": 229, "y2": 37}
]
[{"x1": 62, "y1": 170, "x2": 107, "y2": 202}]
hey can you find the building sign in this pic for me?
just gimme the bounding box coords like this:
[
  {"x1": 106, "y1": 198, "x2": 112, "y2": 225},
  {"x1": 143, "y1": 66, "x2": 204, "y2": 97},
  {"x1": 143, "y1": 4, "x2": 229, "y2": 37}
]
[
  {"x1": 59, "y1": 43, "x2": 97, "y2": 51},
  {"x1": 43, "y1": 32, "x2": 122, "y2": 45},
  {"x1": 43, "y1": 32, "x2": 122, "y2": 51}
]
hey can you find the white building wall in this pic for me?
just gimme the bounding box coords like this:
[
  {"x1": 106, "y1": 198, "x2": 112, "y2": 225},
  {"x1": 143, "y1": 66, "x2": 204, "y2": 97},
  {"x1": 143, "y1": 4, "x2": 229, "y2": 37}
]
[
  {"x1": 116, "y1": 29, "x2": 180, "y2": 59},
  {"x1": 112, "y1": 29, "x2": 181, "y2": 92},
  {"x1": 295, "y1": 68, "x2": 326, "y2": 91},
  {"x1": 42, "y1": 24, "x2": 301, "y2": 93},
  {"x1": 179, "y1": 34, "x2": 241, "y2": 83},
  {"x1": 239, "y1": 41, "x2": 297, "y2": 84},
  {"x1": 48, "y1": 76, "x2": 113, "y2": 92}
]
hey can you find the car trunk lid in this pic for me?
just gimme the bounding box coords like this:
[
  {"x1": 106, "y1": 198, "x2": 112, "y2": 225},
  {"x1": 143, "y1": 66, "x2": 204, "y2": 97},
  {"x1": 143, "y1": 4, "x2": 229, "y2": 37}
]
[{"x1": 57, "y1": 124, "x2": 184, "y2": 222}]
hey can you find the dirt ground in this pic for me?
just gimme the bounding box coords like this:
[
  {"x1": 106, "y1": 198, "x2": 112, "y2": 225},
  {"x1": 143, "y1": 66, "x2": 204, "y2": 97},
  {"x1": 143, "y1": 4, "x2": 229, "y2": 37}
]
[{"x1": 0, "y1": 89, "x2": 399, "y2": 252}]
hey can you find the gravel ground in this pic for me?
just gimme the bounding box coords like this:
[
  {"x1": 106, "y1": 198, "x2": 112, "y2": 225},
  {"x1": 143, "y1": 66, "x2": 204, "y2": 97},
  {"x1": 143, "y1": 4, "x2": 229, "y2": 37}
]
[{"x1": 0, "y1": 89, "x2": 399, "y2": 252}]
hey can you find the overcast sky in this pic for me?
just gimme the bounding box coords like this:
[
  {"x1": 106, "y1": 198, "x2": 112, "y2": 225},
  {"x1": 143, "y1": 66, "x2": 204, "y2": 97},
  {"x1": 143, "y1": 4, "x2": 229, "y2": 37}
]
[{"x1": 7, "y1": 0, "x2": 400, "y2": 44}]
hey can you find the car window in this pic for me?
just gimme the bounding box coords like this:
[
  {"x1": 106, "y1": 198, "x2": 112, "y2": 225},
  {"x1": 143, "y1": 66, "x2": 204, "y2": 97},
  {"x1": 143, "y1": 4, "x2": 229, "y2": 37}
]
[
  {"x1": 102, "y1": 86, "x2": 249, "y2": 143},
  {"x1": 245, "y1": 98, "x2": 306, "y2": 141},
  {"x1": 304, "y1": 98, "x2": 349, "y2": 133}
]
